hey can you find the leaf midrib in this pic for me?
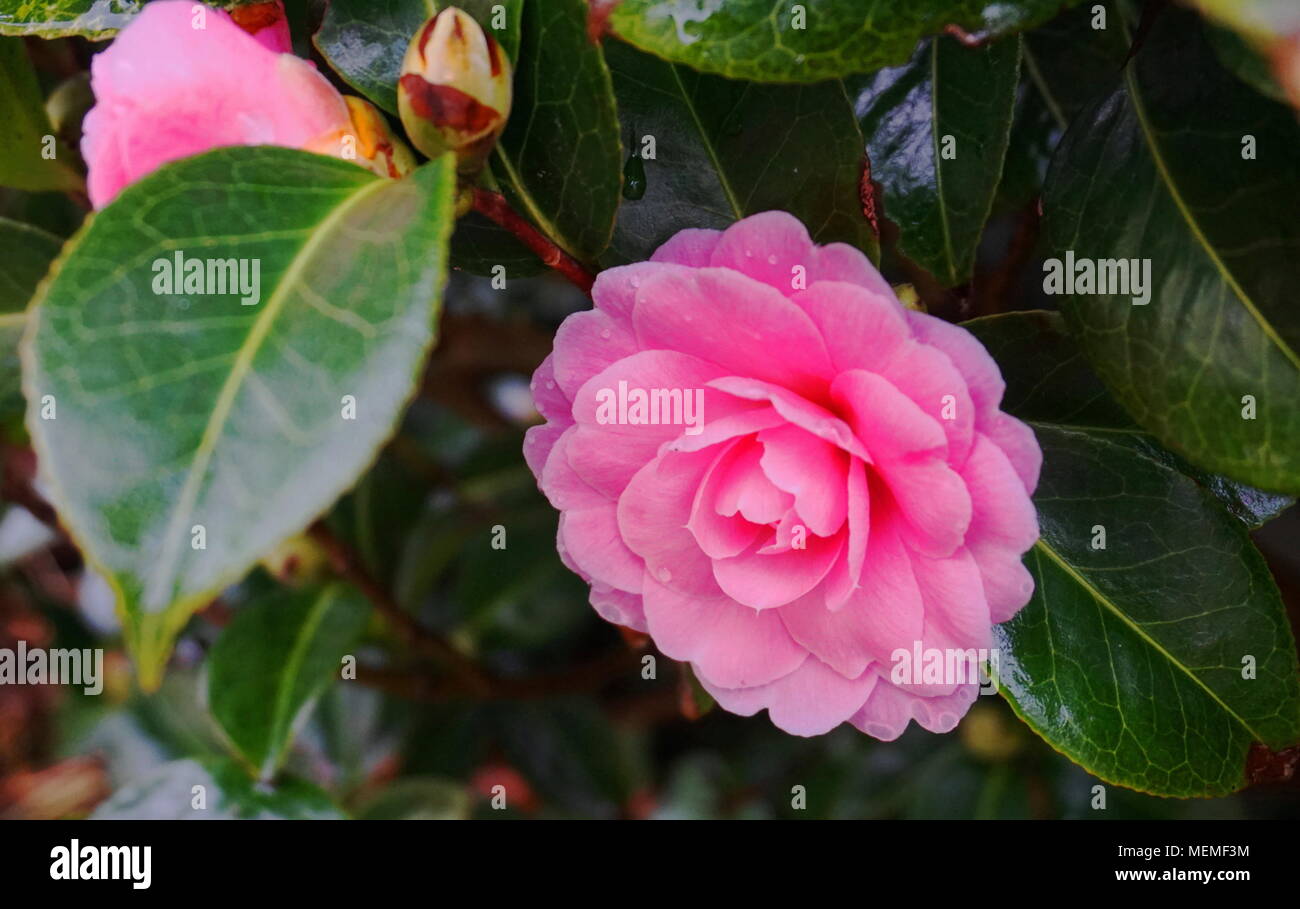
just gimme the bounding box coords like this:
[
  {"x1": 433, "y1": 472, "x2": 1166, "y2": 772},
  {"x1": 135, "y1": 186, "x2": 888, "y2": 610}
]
[
  {"x1": 665, "y1": 59, "x2": 743, "y2": 220},
  {"x1": 1032, "y1": 524, "x2": 1269, "y2": 745},
  {"x1": 144, "y1": 175, "x2": 389, "y2": 610},
  {"x1": 260, "y1": 585, "x2": 340, "y2": 780},
  {"x1": 928, "y1": 39, "x2": 958, "y2": 286},
  {"x1": 1124, "y1": 55, "x2": 1300, "y2": 373}
]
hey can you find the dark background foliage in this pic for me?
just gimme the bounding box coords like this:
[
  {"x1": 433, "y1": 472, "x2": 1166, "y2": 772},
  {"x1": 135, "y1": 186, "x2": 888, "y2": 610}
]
[{"x1": 0, "y1": 0, "x2": 1298, "y2": 819}]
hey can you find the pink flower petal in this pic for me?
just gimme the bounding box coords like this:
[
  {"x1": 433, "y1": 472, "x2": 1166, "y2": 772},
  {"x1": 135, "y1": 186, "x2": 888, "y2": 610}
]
[
  {"x1": 529, "y1": 354, "x2": 572, "y2": 425},
  {"x1": 591, "y1": 261, "x2": 678, "y2": 326},
  {"x1": 905, "y1": 310, "x2": 1006, "y2": 419},
  {"x1": 757, "y1": 424, "x2": 849, "y2": 537},
  {"x1": 590, "y1": 585, "x2": 647, "y2": 632},
  {"x1": 560, "y1": 505, "x2": 645, "y2": 594},
  {"x1": 539, "y1": 428, "x2": 606, "y2": 511},
  {"x1": 617, "y1": 449, "x2": 722, "y2": 597},
  {"x1": 962, "y1": 433, "x2": 1039, "y2": 621},
  {"x1": 551, "y1": 309, "x2": 638, "y2": 399},
  {"x1": 707, "y1": 211, "x2": 816, "y2": 295},
  {"x1": 82, "y1": 1, "x2": 350, "y2": 207},
  {"x1": 700, "y1": 657, "x2": 878, "y2": 737},
  {"x1": 809, "y1": 243, "x2": 895, "y2": 298},
  {"x1": 642, "y1": 574, "x2": 806, "y2": 688},
  {"x1": 707, "y1": 376, "x2": 869, "y2": 461},
  {"x1": 851, "y1": 675, "x2": 980, "y2": 740},
  {"x1": 831, "y1": 369, "x2": 946, "y2": 461},
  {"x1": 985, "y1": 412, "x2": 1043, "y2": 494},
  {"x1": 874, "y1": 342, "x2": 975, "y2": 468},
  {"x1": 782, "y1": 520, "x2": 922, "y2": 674},
  {"x1": 663, "y1": 406, "x2": 785, "y2": 454},
  {"x1": 795, "y1": 281, "x2": 911, "y2": 374},
  {"x1": 711, "y1": 439, "x2": 794, "y2": 525},
  {"x1": 651, "y1": 228, "x2": 723, "y2": 267},
  {"x1": 688, "y1": 445, "x2": 766, "y2": 560},
  {"x1": 712, "y1": 528, "x2": 844, "y2": 610},
  {"x1": 633, "y1": 268, "x2": 833, "y2": 401},
  {"x1": 822, "y1": 456, "x2": 869, "y2": 610}
]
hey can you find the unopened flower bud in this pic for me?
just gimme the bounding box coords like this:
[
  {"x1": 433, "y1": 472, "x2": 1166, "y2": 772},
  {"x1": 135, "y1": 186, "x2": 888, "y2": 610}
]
[
  {"x1": 259, "y1": 532, "x2": 329, "y2": 587},
  {"x1": 397, "y1": 8, "x2": 512, "y2": 173},
  {"x1": 345, "y1": 96, "x2": 418, "y2": 179}
]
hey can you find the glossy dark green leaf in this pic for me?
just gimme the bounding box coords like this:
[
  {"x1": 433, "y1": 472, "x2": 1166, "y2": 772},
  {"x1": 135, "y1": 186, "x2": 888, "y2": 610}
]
[
  {"x1": 1042, "y1": 10, "x2": 1300, "y2": 493},
  {"x1": 91, "y1": 757, "x2": 344, "y2": 819},
  {"x1": 608, "y1": 0, "x2": 1081, "y2": 83},
  {"x1": 850, "y1": 36, "x2": 1019, "y2": 285},
  {"x1": 996, "y1": 2, "x2": 1128, "y2": 211},
  {"x1": 1022, "y1": 0, "x2": 1127, "y2": 127},
  {"x1": 968, "y1": 310, "x2": 1293, "y2": 527},
  {"x1": 602, "y1": 41, "x2": 876, "y2": 266},
  {"x1": 450, "y1": 210, "x2": 544, "y2": 277},
  {"x1": 0, "y1": 0, "x2": 262, "y2": 39},
  {"x1": 0, "y1": 38, "x2": 81, "y2": 192},
  {"x1": 494, "y1": 0, "x2": 622, "y2": 263},
  {"x1": 966, "y1": 311, "x2": 1300, "y2": 797},
  {"x1": 314, "y1": 0, "x2": 522, "y2": 115},
  {"x1": 0, "y1": 217, "x2": 60, "y2": 418},
  {"x1": 24, "y1": 147, "x2": 457, "y2": 690},
  {"x1": 1204, "y1": 23, "x2": 1287, "y2": 103},
  {"x1": 207, "y1": 583, "x2": 369, "y2": 779}
]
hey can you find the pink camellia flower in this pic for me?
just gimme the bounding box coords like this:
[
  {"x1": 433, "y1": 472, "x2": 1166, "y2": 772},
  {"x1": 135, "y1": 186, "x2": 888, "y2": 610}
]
[
  {"x1": 526, "y1": 212, "x2": 1041, "y2": 739},
  {"x1": 82, "y1": 1, "x2": 407, "y2": 209}
]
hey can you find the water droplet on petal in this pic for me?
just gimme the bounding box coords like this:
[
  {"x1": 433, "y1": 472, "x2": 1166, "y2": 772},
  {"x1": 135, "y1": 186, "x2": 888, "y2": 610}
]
[
  {"x1": 656, "y1": 567, "x2": 672, "y2": 583},
  {"x1": 767, "y1": 254, "x2": 778, "y2": 265}
]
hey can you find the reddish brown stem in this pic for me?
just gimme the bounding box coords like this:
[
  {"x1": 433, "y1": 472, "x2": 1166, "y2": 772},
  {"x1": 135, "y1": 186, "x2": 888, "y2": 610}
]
[
  {"x1": 471, "y1": 188, "x2": 596, "y2": 295},
  {"x1": 308, "y1": 521, "x2": 492, "y2": 696}
]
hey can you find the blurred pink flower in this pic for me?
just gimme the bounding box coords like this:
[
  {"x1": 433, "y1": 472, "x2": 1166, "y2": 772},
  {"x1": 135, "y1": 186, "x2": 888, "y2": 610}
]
[
  {"x1": 527, "y1": 212, "x2": 1042, "y2": 739},
  {"x1": 81, "y1": 1, "x2": 349, "y2": 208}
]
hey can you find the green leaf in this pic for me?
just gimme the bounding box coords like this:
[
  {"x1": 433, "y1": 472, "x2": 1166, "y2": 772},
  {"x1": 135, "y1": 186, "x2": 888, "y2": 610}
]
[
  {"x1": 995, "y1": 2, "x2": 1128, "y2": 212},
  {"x1": 1204, "y1": 23, "x2": 1287, "y2": 103},
  {"x1": 969, "y1": 310, "x2": 1293, "y2": 527},
  {"x1": 357, "y1": 776, "x2": 471, "y2": 819},
  {"x1": 450, "y1": 210, "x2": 544, "y2": 277},
  {"x1": 0, "y1": 38, "x2": 81, "y2": 192},
  {"x1": 608, "y1": 0, "x2": 1081, "y2": 84},
  {"x1": 602, "y1": 41, "x2": 877, "y2": 266},
  {"x1": 850, "y1": 35, "x2": 1019, "y2": 285},
  {"x1": 0, "y1": 0, "x2": 138, "y2": 38},
  {"x1": 24, "y1": 146, "x2": 457, "y2": 690},
  {"x1": 207, "y1": 583, "x2": 369, "y2": 779},
  {"x1": 91, "y1": 757, "x2": 344, "y2": 819},
  {"x1": 966, "y1": 311, "x2": 1300, "y2": 797},
  {"x1": 1042, "y1": 9, "x2": 1300, "y2": 493},
  {"x1": 0, "y1": 0, "x2": 264, "y2": 39},
  {"x1": 1021, "y1": 0, "x2": 1127, "y2": 128},
  {"x1": 494, "y1": 0, "x2": 622, "y2": 263},
  {"x1": 491, "y1": 700, "x2": 639, "y2": 817},
  {"x1": 314, "y1": 0, "x2": 523, "y2": 115},
  {"x1": 0, "y1": 216, "x2": 59, "y2": 419}
]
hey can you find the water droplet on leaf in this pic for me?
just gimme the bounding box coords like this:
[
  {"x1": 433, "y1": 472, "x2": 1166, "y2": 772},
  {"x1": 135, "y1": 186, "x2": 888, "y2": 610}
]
[{"x1": 623, "y1": 151, "x2": 646, "y2": 200}]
